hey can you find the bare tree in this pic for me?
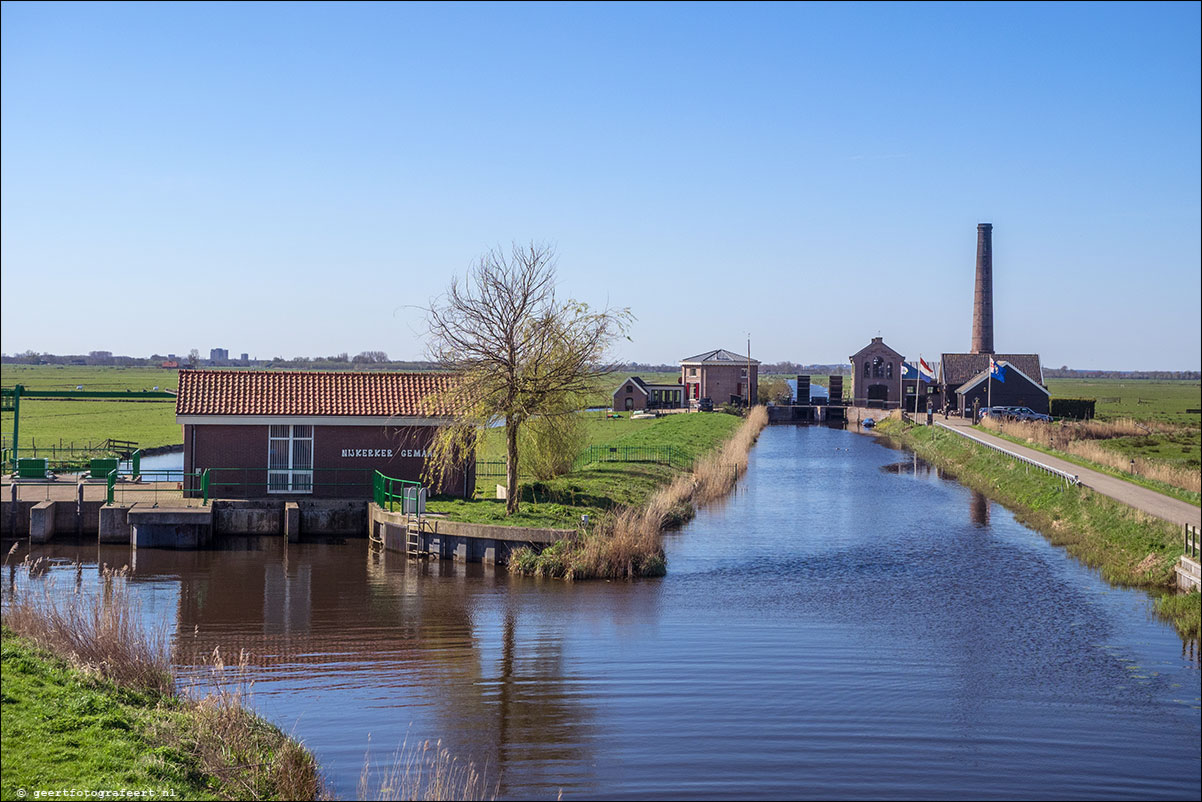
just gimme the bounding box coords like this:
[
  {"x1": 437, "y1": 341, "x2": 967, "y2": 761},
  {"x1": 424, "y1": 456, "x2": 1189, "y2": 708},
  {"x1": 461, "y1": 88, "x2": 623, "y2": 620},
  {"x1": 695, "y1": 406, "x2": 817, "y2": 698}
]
[{"x1": 424, "y1": 243, "x2": 631, "y2": 514}]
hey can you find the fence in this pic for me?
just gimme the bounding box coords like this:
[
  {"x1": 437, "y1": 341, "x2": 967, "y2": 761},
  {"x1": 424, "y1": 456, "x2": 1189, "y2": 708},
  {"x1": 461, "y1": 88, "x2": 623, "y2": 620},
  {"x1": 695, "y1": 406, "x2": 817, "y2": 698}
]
[
  {"x1": 373, "y1": 470, "x2": 423, "y2": 513},
  {"x1": 576, "y1": 444, "x2": 677, "y2": 469},
  {"x1": 1186, "y1": 524, "x2": 1199, "y2": 560},
  {"x1": 106, "y1": 469, "x2": 209, "y2": 507},
  {"x1": 934, "y1": 422, "x2": 1081, "y2": 488}
]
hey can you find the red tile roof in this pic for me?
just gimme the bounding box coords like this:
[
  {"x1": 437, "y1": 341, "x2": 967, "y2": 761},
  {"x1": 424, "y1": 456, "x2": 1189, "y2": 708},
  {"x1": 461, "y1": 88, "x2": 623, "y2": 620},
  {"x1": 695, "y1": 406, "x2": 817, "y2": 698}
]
[{"x1": 176, "y1": 370, "x2": 457, "y2": 417}]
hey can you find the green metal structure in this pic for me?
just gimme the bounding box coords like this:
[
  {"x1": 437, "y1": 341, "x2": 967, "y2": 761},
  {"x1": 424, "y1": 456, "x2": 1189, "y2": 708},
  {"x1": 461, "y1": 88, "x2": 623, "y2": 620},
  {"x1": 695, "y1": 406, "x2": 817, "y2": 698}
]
[{"x1": 1, "y1": 384, "x2": 175, "y2": 471}]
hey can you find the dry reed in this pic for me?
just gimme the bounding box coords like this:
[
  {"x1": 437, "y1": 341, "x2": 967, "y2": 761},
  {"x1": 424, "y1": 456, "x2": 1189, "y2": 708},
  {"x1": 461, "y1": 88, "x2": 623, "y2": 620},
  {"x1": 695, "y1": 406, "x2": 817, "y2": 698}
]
[
  {"x1": 358, "y1": 737, "x2": 496, "y2": 801},
  {"x1": 516, "y1": 406, "x2": 770, "y2": 579},
  {"x1": 2, "y1": 559, "x2": 323, "y2": 800},
  {"x1": 979, "y1": 417, "x2": 1200, "y2": 494},
  {"x1": 2, "y1": 559, "x2": 174, "y2": 695}
]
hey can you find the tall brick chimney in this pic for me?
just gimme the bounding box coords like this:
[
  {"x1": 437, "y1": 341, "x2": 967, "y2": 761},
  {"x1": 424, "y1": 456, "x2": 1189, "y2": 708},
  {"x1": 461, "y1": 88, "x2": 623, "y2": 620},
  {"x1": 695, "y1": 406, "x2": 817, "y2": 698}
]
[{"x1": 970, "y1": 222, "x2": 994, "y2": 354}]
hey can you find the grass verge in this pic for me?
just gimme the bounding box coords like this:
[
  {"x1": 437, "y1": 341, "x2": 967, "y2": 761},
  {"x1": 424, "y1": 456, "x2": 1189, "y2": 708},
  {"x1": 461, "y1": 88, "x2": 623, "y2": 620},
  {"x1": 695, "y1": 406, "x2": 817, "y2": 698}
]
[
  {"x1": 1, "y1": 562, "x2": 321, "y2": 800},
  {"x1": 875, "y1": 419, "x2": 1200, "y2": 640},
  {"x1": 508, "y1": 407, "x2": 769, "y2": 580}
]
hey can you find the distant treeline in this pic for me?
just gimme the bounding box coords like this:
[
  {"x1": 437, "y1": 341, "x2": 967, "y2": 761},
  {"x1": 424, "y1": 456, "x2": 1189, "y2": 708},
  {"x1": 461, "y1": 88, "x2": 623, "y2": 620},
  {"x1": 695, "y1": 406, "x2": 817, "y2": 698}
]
[{"x1": 3, "y1": 352, "x2": 1196, "y2": 380}]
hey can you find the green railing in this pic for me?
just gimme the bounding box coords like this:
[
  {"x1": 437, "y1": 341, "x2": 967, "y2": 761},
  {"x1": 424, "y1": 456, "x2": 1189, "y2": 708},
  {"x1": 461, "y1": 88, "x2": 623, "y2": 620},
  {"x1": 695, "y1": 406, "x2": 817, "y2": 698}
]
[
  {"x1": 201, "y1": 467, "x2": 377, "y2": 498},
  {"x1": 575, "y1": 444, "x2": 676, "y2": 469},
  {"x1": 373, "y1": 470, "x2": 423, "y2": 512},
  {"x1": 106, "y1": 468, "x2": 209, "y2": 507}
]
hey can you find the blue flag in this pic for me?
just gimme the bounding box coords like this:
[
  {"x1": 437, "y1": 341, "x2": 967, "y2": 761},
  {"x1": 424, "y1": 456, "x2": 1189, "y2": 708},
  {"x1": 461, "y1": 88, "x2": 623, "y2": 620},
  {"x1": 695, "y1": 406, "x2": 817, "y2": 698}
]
[{"x1": 989, "y1": 358, "x2": 1007, "y2": 383}]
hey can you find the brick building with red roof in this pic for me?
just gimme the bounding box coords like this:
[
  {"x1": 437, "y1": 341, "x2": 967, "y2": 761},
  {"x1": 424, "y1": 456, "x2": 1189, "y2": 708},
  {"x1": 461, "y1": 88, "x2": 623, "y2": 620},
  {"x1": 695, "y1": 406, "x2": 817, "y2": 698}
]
[{"x1": 176, "y1": 370, "x2": 473, "y2": 499}]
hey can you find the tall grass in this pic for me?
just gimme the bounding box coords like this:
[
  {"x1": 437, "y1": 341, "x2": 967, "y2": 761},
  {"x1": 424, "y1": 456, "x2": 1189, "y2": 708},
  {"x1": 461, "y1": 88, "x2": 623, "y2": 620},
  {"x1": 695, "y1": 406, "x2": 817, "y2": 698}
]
[
  {"x1": 359, "y1": 737, "x2": 496, "y2": 801},
  {"x1": 1, "y1": 554, "x2": 323, "y2": 800},
  {"x1": 2, "y1": 556, "x2": 173, "y2": 695},
  {"x1": 979, "y1": 416, "x2": 1201, "y2": 493},
  {"x1": 512, "y1": 406, "x2": 769, "y2": 579}
]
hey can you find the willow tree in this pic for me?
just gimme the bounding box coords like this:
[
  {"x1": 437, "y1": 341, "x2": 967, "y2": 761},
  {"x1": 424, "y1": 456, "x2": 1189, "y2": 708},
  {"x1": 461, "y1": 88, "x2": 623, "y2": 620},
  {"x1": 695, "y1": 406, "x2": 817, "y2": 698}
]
[{"x1": 423, "y1": 243, "x2": 631, "y2": 514}]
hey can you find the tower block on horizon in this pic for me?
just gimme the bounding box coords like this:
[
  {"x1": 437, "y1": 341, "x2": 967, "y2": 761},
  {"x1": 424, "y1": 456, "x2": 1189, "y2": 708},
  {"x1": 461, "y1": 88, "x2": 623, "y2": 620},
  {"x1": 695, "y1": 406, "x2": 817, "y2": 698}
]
[{"x1": 971, "y1": 222, "x2": 994, "y2": 355}]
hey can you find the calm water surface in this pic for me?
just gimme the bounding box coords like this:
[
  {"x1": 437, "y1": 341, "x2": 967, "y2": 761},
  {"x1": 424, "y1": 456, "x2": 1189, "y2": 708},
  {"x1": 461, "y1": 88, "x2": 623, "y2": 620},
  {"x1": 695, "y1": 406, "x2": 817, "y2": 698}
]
[{"x1": 8, "y1": 426, "x2": 1201, "y2": 799}]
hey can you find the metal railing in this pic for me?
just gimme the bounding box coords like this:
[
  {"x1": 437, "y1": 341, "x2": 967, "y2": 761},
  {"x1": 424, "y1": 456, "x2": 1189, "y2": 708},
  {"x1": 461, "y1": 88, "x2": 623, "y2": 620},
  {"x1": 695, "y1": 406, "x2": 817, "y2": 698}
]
[
  {"x1": 1186, "y1": 524, "x2": 1199, "y2": 560},
  {"x1": 934, "y1": 422, "x2": 1080, "y2": 487},
  {"x1": 575, "y1": 444, "x2": 676, "y2": 469},
  {"x1": 106, "y1": 468, "x2": 209, "y2": 506},
  {"x1": 373, "y1": 470, "x2": 423, "y2": 512},
  {"x1": 203, "y1": 467, "x2": 376, "y2": 498}
]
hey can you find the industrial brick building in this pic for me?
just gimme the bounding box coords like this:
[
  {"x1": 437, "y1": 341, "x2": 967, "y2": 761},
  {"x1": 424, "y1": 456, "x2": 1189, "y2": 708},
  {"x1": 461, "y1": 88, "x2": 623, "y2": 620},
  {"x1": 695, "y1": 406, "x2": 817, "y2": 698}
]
[
  {"x1": 176, "y1": 370, "x2": 473, "y2": 499},
  {"x1": 938, "y1": 223, "x2": 1048, "y2": 415},
  {"x1": 680, "y1": 349, "x2": 759, "y2": 407}
]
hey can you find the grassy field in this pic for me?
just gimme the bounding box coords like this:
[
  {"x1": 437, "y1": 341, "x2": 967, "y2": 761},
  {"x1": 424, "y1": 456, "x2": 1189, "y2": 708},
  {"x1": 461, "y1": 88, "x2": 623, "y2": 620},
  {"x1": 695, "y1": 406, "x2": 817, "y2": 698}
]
[
  {"x1": 429, "y1": 411, "x2": 744, "y2": 529},
  {"x1": 1046, "y1": 378, "x2": 1201, "y2": 424},
  {"x1": 876, "y1": 419, "x2": 1200, "y2": 639},
  {"x1": 2, "y1": 365, "x2": 183, "y2": 452}
]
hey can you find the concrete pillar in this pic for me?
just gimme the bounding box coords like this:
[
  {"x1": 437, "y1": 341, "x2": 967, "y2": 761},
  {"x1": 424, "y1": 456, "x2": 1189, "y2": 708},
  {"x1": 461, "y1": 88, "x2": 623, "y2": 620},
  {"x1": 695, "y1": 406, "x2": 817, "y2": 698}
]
[
  {"x1": 482, "y1": 539, "x2": 497, "y2": 565},
  {"x1": 284, "y1": 502, "x2": 300, "y2": 544},
  {"x1": 30, "y1": 501, "x2": 55, "y2": 544},
  {"x1": 76, "y1": 481, "x2": 85, "y2": 537},
  {"x1": 453, "y1": 537, "x2": 468, "y2": 562}
]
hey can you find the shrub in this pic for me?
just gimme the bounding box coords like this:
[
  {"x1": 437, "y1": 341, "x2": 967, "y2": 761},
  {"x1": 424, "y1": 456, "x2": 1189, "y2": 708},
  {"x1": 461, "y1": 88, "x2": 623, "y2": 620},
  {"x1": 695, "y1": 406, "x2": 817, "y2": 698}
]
[{"x1": 1051, "y1": 398, "x2": 1096, "y2": 419}]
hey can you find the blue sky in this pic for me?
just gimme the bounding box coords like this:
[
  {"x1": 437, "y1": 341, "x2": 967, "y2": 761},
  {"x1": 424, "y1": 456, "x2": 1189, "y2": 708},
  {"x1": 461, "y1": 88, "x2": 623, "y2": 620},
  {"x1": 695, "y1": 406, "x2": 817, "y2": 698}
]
[{"x1": 2, "y1": 1, "x2": 1199, "y2": 370}]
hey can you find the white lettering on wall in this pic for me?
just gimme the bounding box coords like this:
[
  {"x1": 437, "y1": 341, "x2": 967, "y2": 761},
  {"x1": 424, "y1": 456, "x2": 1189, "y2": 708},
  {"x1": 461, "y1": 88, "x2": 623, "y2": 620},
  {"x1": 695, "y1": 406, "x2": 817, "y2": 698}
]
[{"x1": 339, "y1": 448, "x2": 426, "y2": 458}]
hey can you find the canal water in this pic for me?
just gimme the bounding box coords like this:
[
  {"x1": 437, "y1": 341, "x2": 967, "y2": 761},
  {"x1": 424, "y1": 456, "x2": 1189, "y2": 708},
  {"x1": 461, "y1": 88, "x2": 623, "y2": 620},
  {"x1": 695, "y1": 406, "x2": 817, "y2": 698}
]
[{"x1": 6, "y1": 425, "x2": 1200, "y2": 799}]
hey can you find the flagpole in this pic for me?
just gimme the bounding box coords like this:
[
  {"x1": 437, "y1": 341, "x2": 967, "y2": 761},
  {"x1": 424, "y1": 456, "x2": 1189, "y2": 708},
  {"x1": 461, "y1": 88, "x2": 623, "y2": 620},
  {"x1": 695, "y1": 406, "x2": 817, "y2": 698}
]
[{"x1": 914, "y1": 354, "x2": 922, "y2": 421}]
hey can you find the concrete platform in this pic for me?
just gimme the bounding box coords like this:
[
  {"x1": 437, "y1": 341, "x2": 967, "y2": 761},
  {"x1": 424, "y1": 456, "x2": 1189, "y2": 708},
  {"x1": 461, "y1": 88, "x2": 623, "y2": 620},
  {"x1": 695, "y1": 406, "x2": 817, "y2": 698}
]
[{"x1": 129, "y1": 507, "x2": 213, "y2": 549}]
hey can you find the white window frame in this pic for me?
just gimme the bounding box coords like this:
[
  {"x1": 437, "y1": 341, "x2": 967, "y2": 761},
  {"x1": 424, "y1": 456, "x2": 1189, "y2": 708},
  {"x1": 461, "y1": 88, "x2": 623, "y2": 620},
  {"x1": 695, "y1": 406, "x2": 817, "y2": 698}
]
[{"x1": 268, "y1": 424, "x2": 314, "y2": 494}]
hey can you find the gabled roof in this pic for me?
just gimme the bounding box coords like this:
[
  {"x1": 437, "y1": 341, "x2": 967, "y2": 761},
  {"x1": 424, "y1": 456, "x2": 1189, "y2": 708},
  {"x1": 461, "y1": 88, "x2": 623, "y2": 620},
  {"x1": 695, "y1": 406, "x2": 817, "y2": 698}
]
[
  {"x1": 850, "y1": 337, "x2": 903, "y2": 361},
  {"x1": 939, "y1": 353, "x2": 1043, "y2": 386},
  {"x1": 613, "y1": 376, "x2": 683, "y2": 394},
  {"x1": 954, "y1": 361, "x2": 1050, "y2": 396},
  {"x1": 176, "y1": 370, "x2": 457, "y2": 417},
  {"x1": 680, "y1": 348, "x2": 760, "y2": 365}
]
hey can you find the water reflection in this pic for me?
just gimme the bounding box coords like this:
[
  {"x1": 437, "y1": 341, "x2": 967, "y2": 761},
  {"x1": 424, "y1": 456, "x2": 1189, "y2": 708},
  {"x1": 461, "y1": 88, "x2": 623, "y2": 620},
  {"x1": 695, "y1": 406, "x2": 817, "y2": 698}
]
[{"x1": 4, "y1": 424, "x2": 1199, "y2": 800}]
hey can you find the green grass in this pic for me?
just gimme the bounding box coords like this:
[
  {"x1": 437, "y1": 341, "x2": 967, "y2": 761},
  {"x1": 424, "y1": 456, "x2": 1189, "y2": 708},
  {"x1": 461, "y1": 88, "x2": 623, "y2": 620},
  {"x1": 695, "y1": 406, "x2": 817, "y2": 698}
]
[
  {"x1": 2, "y1": 365, "x2": 183, "y2": 451},
  {"x1": 875, "y1": 419, "x2": 1201, "y2": 639},
  {"x1": 1, "y1": 631, "x2": 217, "y2": 800},
  {"x1": 978, "y1": 425, "x2": 1201, "y2": 507},
  {"x1": 431, "y1": 412, "x2": 744, "y2": 527},
  {"x1": 1046, "y1": 378, "x2": 1202, "y2": 424}
]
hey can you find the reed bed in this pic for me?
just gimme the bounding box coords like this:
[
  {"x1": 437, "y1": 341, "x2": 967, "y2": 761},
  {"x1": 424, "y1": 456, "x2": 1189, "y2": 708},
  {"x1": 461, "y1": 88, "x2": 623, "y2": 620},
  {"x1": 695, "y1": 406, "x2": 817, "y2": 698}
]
[
  {"x1": 1, "y1": 554, "x2": 323, "y2": 800},
  {"x1": 979, "y1": 417, "x2": 1201, "y2": 494},
  {"x1": 513, "y1": 406, "x2": 770, "y2": 580},
  {"x1": 2, "y1": 554, "x2": 174, "y2": 695},
  {"x1": 359, "y1": 737, "x2": 496, "y2": 801}
]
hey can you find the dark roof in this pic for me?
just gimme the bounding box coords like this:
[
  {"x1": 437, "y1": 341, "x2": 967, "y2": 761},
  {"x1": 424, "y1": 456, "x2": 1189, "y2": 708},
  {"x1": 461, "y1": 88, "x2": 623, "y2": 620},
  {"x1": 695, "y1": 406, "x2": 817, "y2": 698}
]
[
  {"x1": 955, "y1": 361, "x2": 1050, "y2": 396},
  {"x1": 176, "y1": 370, "x2": 457, "y2": 417},
  {"x1": 849, "y1": 337, "x2": 904, "y2": 361},
  {"x1": 614, "y1": 376, "x2": 682, "y2": 394},
  {"x1": 939, "y1": 353, "x2": 1043, "y2": 386},
  {"x1": 681, "y1": 348, "x2": 760, "y2": 365}
]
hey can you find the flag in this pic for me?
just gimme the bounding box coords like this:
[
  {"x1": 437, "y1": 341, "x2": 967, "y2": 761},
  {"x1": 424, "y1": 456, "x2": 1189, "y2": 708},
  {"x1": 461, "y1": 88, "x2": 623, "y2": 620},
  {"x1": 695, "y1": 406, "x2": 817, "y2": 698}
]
[
  {"x1": 989, "y1": 358, "x2": 1007, "y2": 383},
  {"x1": 919, "y1": 358, "x2": 936, "y2": 381},
  {"x1": 901, "y1": 361, "x2": 932, "y2": 383}
]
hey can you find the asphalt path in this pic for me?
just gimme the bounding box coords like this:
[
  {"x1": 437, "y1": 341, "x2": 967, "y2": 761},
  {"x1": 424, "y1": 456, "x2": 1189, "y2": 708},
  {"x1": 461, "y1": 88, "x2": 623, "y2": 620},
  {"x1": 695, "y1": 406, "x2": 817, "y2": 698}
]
[{"x1": 936, "y1": 416, "x2": 1201, "y2": 529}]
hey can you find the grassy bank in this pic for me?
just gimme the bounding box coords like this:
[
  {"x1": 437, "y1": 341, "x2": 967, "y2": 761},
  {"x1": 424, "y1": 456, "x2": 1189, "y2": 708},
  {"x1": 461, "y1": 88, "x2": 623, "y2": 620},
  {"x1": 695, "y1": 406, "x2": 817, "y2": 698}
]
[
  {"x1": 508, "y1": 406, "x2": 769, "y2": 580},
  {"x1": 1, "y1": 567, "x2": 321, "y2": 800},
  {"x1": 875, "y1": 419, "x2": 1200, "y2": 639},
  {"x1": 429, "y1": 412, "x2": 744, "y2": 529}
]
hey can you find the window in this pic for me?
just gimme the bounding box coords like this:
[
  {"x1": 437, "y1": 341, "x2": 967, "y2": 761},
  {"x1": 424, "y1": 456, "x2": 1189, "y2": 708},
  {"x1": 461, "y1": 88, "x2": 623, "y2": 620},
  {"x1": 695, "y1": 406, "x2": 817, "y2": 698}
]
[
  {"x1": 269, "y1": 425, "x2": 313, "y2": 493},
  {"x1": 886, "y1": 362, "x2": 893, "y2": 380},
  {"x1": 863, "y1": 361, "x2": 870, "y2": 378},
  {"x1": 872, "y1": 357, "x2": 883, "y2": 378},
  {"x1": 741, "y1": 368, "x2": 748, "y2": 378},
  {"x1": 626, "y1": 384, "x2": 633, "y2": 393}
]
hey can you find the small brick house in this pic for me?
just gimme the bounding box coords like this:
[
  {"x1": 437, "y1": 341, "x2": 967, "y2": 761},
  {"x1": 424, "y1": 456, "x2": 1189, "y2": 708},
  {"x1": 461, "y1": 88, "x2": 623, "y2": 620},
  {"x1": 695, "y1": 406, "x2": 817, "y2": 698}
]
[
  {"x1": 176, "y1": 370, "x2": 473, "y2": 499},
  {"x1": 612, "y1": 377, "x2": 685, "y2": 412},
  {"x1": 680, "y1": 349, "x2": 759, "y2": 407}
]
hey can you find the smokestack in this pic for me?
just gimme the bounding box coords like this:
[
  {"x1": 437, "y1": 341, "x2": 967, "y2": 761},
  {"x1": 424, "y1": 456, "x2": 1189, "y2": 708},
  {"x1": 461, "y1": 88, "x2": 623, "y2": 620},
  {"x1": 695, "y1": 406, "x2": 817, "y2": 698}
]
[{"x1": 971, "y1": 222, "x2": 994, "y2": 354}]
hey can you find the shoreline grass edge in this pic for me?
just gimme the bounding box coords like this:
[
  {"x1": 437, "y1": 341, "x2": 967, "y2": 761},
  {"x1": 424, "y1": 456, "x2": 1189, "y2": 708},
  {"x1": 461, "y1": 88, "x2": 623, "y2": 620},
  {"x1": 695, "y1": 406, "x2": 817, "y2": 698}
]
[{"x1": 874, "y1": 419, "x2": 1200, "y2": 640}]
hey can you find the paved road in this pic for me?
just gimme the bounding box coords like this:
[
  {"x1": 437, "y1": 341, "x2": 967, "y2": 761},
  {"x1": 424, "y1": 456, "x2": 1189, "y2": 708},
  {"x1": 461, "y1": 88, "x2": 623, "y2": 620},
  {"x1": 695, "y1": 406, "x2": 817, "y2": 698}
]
[{"x1": 936, "y1": 416, "x2": 1201, "y2": 529}]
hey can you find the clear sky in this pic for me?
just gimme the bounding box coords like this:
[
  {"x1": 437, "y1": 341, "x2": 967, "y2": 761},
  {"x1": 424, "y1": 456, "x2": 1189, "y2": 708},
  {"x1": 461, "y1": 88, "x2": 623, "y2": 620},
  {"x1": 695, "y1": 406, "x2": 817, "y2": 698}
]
[{"x1": 2, "y1": 1, "x2": 1199, "y2": 370}]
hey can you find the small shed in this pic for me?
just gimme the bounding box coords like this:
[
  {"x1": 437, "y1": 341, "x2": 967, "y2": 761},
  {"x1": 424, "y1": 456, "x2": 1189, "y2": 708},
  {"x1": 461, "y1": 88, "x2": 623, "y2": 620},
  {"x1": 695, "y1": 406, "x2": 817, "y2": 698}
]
[{"x1": 612, "y1": 376, "x2": 685, "y2": 412}]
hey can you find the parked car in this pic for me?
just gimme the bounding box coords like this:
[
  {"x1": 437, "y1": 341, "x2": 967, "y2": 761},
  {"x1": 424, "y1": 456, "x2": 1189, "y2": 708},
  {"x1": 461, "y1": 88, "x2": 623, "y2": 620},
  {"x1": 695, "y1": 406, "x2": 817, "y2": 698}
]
[
  {"x1": 698, "y1": 397, "x2": 714, "y2": 412},
  {"x1": 1007, "y1": 406, "x2": 1052, "y2": 423}
]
